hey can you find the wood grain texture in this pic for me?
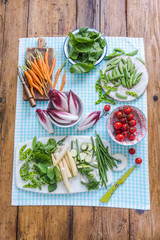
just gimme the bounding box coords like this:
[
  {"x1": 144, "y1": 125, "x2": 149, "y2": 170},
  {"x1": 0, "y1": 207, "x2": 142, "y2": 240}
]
[
  {"x1": 127, "y1": 0, "x2": 160, "y2": 239},
  {"x1": 0, "y1": 0, "x2": 28, "y2": 239},
  {"x1": 17, "y1": 0, "x2": 76, "y2": 239}
]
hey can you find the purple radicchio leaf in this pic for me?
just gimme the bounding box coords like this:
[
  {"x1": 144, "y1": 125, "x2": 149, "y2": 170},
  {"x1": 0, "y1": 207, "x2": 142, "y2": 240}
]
[
  {"x1": 47, "y1": 109, "x2": 78, "y2": 124},
  {"x1": 68, "y1": 89, "x2": 79, "y2": 115},
  {"x1": 78, "y1": 111, "x2": 101, "y2": 131},
  {"x1": 36, "y1": 109, "x2": 54, "y2": 134},
  {"x1": 48, "y1": 89, "x2": 68, "y2": 112}
]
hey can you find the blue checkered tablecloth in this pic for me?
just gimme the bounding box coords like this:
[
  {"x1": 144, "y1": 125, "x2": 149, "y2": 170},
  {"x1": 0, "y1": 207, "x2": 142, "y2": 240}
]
[{"x1": 12, "y1": 37, "x2": 150, "y2": 209}]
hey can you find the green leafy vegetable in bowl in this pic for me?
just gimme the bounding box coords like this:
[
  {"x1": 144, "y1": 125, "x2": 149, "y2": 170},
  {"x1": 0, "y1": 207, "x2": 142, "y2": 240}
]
[{"x1": 68, "y1": 27, "x2": 106, "y2": 73}]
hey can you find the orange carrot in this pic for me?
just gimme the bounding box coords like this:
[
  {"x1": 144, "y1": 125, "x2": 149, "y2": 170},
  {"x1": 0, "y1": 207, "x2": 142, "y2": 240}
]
[
  {"x1": 30, "y1": 86, "x2": 35, "y2": 98},
  {"x1": 24, "y1": 70, "x2": 43, "y2": 95},
  {"x1": 60, "y1": 69, "x2": 66, "y2": 91},
  {"x1": 44, "y1": 48, "x2": 49, "y2": 72},
  {"x1": 28, "y1": 68, "x2": 46, "y2": 93},
  {"x1": 42, "y1": 60, "x2": 54, "y2": 88},
  {"x1": 29, "y1": 61, "x2": 44, "y2": 80},
  {"x1": 49, "y1": 52, "x2": 57, "y2": 77},
  {"x1": 53, "y1": 62, "x2": 66, "y2": 89}
]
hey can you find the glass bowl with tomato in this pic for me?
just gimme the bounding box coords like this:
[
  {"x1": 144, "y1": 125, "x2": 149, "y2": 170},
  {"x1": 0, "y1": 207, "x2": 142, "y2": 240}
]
[{"x1": 107, "y1": 105, "x2": 147, "y2": 146}]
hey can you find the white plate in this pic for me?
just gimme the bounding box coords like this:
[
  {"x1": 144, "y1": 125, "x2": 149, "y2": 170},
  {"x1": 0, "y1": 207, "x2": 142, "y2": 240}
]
[
  {"x1": 101, "y1": 56, "x2": 148, "y2": 101},
  {"x1": 16, "y1": 136, "x2": 127, "y2": 194}
]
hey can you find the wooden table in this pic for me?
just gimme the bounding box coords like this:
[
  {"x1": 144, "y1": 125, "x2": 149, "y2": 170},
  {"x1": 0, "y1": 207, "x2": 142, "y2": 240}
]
[{"x1": 0, "y1": 0, "x2": 160, "y2": 239}]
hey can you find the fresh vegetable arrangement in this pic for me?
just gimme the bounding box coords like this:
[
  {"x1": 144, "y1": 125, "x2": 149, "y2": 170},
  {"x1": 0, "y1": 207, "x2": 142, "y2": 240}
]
[
  {"x1": 95, "y1": 47, "x2": 146, "y2": 102},
  {"x1": 113, "y1": 106, "x2": 137, "y2": 142},
  {"x1": 68, "y1": 27, "x2": 106, "y2": 73}
]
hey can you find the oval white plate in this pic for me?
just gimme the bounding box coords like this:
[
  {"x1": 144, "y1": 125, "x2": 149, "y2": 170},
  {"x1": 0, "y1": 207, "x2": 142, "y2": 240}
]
[
  {"x1": 100, "y1": 56, "x2": 148, "y2": 101},
  {"x1": 16, "y1": 136, "x2": 127, "y2": 194}
]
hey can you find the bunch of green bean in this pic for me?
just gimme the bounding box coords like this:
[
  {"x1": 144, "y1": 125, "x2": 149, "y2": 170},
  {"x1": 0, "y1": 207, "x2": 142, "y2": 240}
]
[{"x1": 95, "y1": 131, "x2": 120, "y2": 188}]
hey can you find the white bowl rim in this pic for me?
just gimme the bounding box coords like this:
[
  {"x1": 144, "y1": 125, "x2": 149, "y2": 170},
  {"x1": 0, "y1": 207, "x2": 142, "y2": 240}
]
[
  {"x1": 107, "y1": 105, "x2": 148, "y2": 146},
  {"x1": 63, "y1": 27, "x2": 108, "y2": 66},
  {"x1": 47, "y1": 91, "x2": 84, "y2": 128}
]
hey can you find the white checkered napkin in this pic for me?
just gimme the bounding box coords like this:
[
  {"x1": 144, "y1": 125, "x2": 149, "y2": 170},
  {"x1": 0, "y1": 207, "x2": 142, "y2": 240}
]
[{"x1": 12, "y1": 37, "x2": 150, "y2": 209}]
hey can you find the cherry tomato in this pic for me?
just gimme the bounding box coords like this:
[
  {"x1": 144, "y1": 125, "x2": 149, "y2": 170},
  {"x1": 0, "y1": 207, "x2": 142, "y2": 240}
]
[
  {"x1": 121, "y1": 123, "x2": 128, "y2": 131},
  {"x1": 122, "y1": 131, "x2": 128, "y2": 138},
  {"x1": 104, "y1": 105, "x2": 110, "y2": 112},
  {"x1": 129, "y1": 119, "x2": 136, "y2": 127},
  {"x1": 135, "y1": 158, "x2": 142, "y2": 164},
  {"x1": 126, "y1": 113, "x2": 134, "y2": 120},
  {"x1": 129, "y1": 127, "x2": 136, "y2": 134},
  {"x1": 114, "y1": 121, "x2": 122, "y2": 130},
  {"x1": 129, "y1": 148, "x2": 136, "y2": 155},
  {"x1": 123, "y1": 106, "x2": 131, "y2": 115},
  {"x1": 119, "y1": 117, "x2": 126, "y2": 124},
  {"x1": 116, "y1": 111, "x2": 123, "y2": 119},
  {"x1": 129, "y1": 133, "x2": 136, "y2": 141},
  {"x1": 116, "y1": 134, "x2": 125, "y2": 141},
  {"x1": 115, "y1": 129, "x2": 122, "y2": 134}
]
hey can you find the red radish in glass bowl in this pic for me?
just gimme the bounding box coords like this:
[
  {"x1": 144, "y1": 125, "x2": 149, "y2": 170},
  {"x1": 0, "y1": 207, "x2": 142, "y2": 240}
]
[{"x1": 107, "y1": 106, "x2": 147, "y2": 146}]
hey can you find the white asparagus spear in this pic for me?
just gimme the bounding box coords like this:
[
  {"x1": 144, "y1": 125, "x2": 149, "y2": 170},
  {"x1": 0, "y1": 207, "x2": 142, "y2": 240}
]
[
  {"x1": 54, "y1": 143, "x2": 70, "y2": 166},
  {"x1": 62, "y1": 157, "x2": 72, "y2": 178},
  {"x1": 66, "y1": 151, "x2": 78, "y2": 176},
  {"x1": 51, "y1": 154, "x2": 62, "y2": 177},
  {"x1": 64, "y1": 154, "x2": 72, "y2": 172},
  {"x1": 61, "y1": 168, "x2": 71, "y2": 193}
]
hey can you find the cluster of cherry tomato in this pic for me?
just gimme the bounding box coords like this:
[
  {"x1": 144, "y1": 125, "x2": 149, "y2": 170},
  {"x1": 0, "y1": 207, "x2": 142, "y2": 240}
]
[{"x1": 114, "y1": 106, "x2": 137, "y2": 141}]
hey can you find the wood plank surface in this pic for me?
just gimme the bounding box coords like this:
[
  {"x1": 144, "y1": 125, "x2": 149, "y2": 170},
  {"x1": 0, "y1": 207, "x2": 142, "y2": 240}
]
[
  {"x1": 127, "y1": 1, "x2": 160, "y2": 239},
  {"x1": 0, "y1": 0, "x2": 28, "y2": 239},
  {"x1": 0, "y1": 0, "x2": 160, "y2": 239}
]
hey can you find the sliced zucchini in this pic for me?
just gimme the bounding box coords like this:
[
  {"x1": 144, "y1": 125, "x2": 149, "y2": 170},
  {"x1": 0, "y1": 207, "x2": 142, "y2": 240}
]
[
  {"x1": 70, "y1": 149, "x2": 77, "y2": 158},
  {"x1": 78, "y1": 152, "x2": 87, "y2": 161},
  {"x1": 85, "y1": 155, "x2": 92, "y2": 163},
  {"x1": 87, "y1": 143, "x2": 93, "y2": 151},
  {"x1": 81, "y1": 143, "x2": 88, "y2": 151}
]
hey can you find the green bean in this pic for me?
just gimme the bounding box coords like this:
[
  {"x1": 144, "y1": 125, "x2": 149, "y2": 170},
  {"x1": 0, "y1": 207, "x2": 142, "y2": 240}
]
[
  {"x1": 126, "y1": 91, "x2": 138, "y2": 98},
  {"x1": 125, "y1": 49, "x2": 138, "y2": 56},
  {"x1": 104, "y1": 52, "x2": 123, "y2": 60},
  {"x1": 121, "y1": 58, "x2": 126, "y2": 64},
  {"x1": 95, "y1": 78, "x2": 100, "y2": 92},
  {"x1": 136, "y1": 57, "x2": 145, "y2": 65},
  {"x1": 127, "y1": 58, "x2": 132, "y2": 72},
  {"x1": 114, "y1": 79, "x2": 121, "y2": 87},
  {"x1": 107, "y1": 73, "x2": 112, "y2": 80},
  {"x1": 100, "y1": 69, "x2": 108, "y2": 84},
  {"x1": 105, "y1": 65, "x2": 117, "y2": 72},
  {"x1": 111, "y1": 74, "x2": 124, "y2": 80},
  {"x1": 95, "y1": 97, "x2": 104, "y2": 105},
  {"x1": 130, "y1": 63, "x2": 134, "y2": 75},
  {"x1": 114, "y1": 68, "x2": 120, "y2": 75},
  {"x1": 133, "y1": 72, "x2": 142, "y2": 85},
  {"x1": 113, "y1": 48, "x2": 125, "y2": 53},
  {"x1": 76, "y1": 139, "x2": 81, "y2": 161},
  {"x1": 129, "y1": 75, "x2": 133, "y2": 88},
  {"x1": 123, "y1": 65, "x2": 130, "y2": 78},
  {"x1": 118, "y1": 62, "x2": 123, "y2": 74},
  {"x1": 135, "y1": 75, "x2": 142, "y2": 84},
  {"x1": 116, "y1": 92, "x2": 128, "y2": 99},
  {"x1": 98, "y1": 85, "x2": 103, "y2": 98},
  {"x1": 112, "y1": 69, "x2": 116, "y2": 77},
  {"x1": 104, "y1": 73, "x2": 109, "y2": 83},
  {"x1": 110, "y1": 58, "x2": 121, "y2": 65},
  {"x1": 133, "y1": 69, "x2": 137, "y2": 76},
  {"x1": 107, "y1": 57, "x2": 120, "y2": 66},
  {"x1": 91, "y1": 136, "x2": 95, "y2": 157},
  {"x1": 104, "y1": 98, "x2": 116, "y2": 105},
  {"x1": 121, "y1": 77, "x2": 126, "y2": 87},
  {"x1": 103, "y1": 85, "x2": 118, "y2": 91},
  {"x1": 71, "y1": 141, "x2": 73, "y2": 150}
]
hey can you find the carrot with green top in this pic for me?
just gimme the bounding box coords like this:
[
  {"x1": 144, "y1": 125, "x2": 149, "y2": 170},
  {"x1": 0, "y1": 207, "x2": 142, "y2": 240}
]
[
  {"x1": 53, "y1": 62, "x2": 66, "y2": 89},
  {"x1": 49, "y1": 52, "x2": 57, "y2": 77},
  {"x1": 27, "y1": 60, "x2": 44, "y2": 80},
  {"x1": 60, "y1": 69, "x2": 66, "y2": 91}
]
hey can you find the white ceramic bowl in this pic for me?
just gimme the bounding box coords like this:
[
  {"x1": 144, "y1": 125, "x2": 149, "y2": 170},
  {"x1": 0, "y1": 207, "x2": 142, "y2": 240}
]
[
  {"x1": 63, "y1": 28, "x2": 107, "y2": 66},
  {"x1": 107, "y1": 106, "x2": 147, "y2": 146},
  {"x1": 47, "y1": 91, "x2": 83, "y2": 128}
]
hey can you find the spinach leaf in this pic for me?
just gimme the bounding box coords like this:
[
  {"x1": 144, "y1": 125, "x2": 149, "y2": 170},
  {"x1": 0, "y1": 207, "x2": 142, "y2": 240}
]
[
  {"x1": 54, "y1": 166, "x2": 61, "y2": 182},
  {"x1": 23, "y1": 183, "x2": 36, "y2": 188},
  {"x1": 75, "y1": 42, "x2": 94, "y2": 53},
  {"x1": 32, "y1": 152, "x2": 52, "y2": 165},
  {"x1": 47, "y1": 138, "x2": 57, "y2": 146},
  {"x1": 40, "y1": 174, "x2": 51, "y2": 184},
  {"x1": 48, "y1": 183, "x2": 57, "y2": 192},
  {"x1": 34, "y1": 163, "x2": 48, "y2": 176},
  {"x1": 47, "y1": 168, "x2": 55, "y2": 180},
  {"x1": 74, "y1": 36, "x2": 94, "y2": 43},
  {"x1": 19, "y1": 145, "x2": 27, "y2": 156},
  {"x1": 79, "y1": 27, "x2": 88, "y2": 34},
  {"x1": 70, "y1": 63, "x2": 95, "y2": 73},
  {"x1": 19, "y1": 148, "x2": 32, "y2": 161},
  {"x1": 98, "y1": 38, "x2": 106, "y2": 48},
  {"x1": 88, "y1": 31, "x2": 99, "y2": 39},
  {"x1": 69, "y1": 47, "x2": 79, "y2": 60}
]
